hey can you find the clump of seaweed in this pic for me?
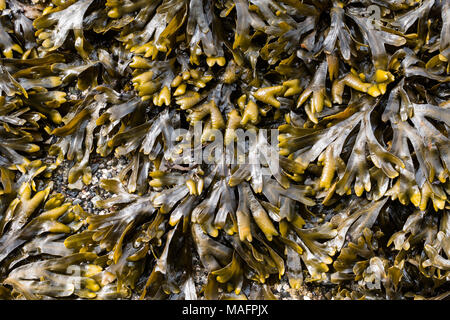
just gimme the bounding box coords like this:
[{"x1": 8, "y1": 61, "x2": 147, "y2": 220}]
[{"x1": 0, "y1": 0, "x2": 448, "y2": 300}]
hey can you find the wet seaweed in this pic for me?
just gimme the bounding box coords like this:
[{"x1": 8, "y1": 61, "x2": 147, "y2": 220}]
[{"x1": 0, "y1": 0, "x2": 448, "y2": 300}]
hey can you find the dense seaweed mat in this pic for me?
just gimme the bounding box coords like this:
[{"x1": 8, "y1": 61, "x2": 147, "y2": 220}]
[{"x1": 0, "y1": 0, "x2": 449, "y2": 300}]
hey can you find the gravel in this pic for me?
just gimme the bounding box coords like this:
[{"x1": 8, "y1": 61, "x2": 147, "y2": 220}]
[{"x1": 49, "y1": 154, "x2": 128, "y2": 215}]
